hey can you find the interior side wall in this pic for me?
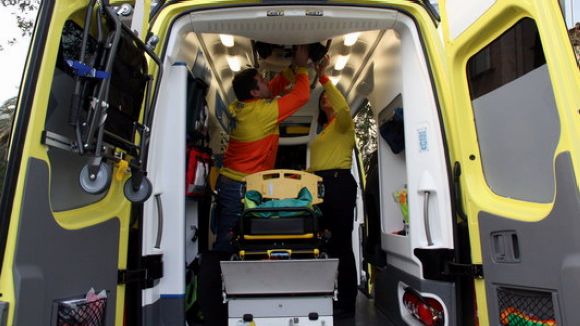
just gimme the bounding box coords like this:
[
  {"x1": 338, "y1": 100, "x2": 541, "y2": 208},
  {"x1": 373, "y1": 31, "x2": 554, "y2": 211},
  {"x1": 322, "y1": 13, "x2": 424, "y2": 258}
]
[
  {"x1": 363, "y1": 12, "x2": 456, "y2": 324},
  {"x1": 142, "y1": 63, "x2": 187, "y2": 318},
  {"x1": 141, "y1": 17, "x2": 193, "y2": 323},
  {"x1": 141, "y1": 17, "x2": 225, "y2": 323}
]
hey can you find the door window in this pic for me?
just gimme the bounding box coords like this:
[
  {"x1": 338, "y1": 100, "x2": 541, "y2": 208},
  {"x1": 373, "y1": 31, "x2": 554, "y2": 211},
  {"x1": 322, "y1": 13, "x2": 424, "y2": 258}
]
[{"x1": 466, "y1": 18, "x2": 559, "y2": 203}]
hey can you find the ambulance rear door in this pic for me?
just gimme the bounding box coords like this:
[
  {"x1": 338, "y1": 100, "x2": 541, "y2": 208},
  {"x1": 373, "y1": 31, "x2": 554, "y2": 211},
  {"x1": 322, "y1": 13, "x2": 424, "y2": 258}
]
[
  {"x1": 439, "y1": 0, "x2": 580, "y2": 325},
  {"x1": 0, "y1": 1, "x2": 160, "y2": 325}
]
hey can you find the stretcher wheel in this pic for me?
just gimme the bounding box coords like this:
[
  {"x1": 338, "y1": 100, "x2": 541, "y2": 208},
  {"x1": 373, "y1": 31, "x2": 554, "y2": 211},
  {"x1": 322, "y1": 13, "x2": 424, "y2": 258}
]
[
  {"x1": 79, "y1": 163, "x2": 112, "y2": 195},
  {"x1": 124, "y1": 176, "x2": 152, "y2": 203}
]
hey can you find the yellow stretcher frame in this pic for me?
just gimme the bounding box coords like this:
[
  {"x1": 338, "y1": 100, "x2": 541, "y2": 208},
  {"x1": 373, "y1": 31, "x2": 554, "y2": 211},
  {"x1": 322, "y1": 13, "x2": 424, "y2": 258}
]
[
  {"x1": 239, "y1": 248, "x2": 321, "y2": 260},
  {"x1": 243, "y1": 169, "x2": 324, "y2": 205}
]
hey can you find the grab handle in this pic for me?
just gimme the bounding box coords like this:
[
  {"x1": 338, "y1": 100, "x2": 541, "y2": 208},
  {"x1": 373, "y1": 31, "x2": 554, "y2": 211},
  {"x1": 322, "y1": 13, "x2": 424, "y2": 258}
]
[
  {"x1": 418, "y1": 171, "x2": 436, "y2": 246},
  {"x1": 154, "y1": 193, "x2": 164, "y2": 249},
  {"x1": 421, "y1": 190, "x2": 433, "y2": 246}
]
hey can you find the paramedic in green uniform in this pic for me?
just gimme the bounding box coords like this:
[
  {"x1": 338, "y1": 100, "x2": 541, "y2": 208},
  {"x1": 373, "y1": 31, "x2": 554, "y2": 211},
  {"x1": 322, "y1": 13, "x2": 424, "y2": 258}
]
[{"x1": 309, "y1": 55, "x2": 358, "y2": 318}]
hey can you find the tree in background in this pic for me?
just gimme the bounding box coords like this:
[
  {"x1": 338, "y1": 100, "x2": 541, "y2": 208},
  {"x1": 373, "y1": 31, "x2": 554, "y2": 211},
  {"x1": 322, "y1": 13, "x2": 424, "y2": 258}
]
[
  {"x1": 0, "y1": 0, "x2": 40, "y2": 51},
  {"x1": 0, "y1": 0, "x2": 40, "y2": 170},
  {"x1": 0, "y1": 97, "x2": 16, "y2": 197},
  {"x1": 570, "y1": 23, "x2": 580, "y2": 65},
  {"x1": 0, "y1": 97, "x2": 16, "y2": 146},
  {"x1": 354, "y1": 102, "x2": 377, "y2": 173}
]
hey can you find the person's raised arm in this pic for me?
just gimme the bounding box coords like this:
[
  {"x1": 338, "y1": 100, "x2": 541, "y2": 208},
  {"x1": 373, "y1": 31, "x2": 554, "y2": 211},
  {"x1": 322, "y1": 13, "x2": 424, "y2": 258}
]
[
  {"x1": 269, "y1": 67, "x2": 295, "y2": 97},
  {"x1": 316, "y1": 55, "x2": 353, "y2": 132},
  {"x1": 277, "y1": 45, "x2": 311, "y2": 122}
]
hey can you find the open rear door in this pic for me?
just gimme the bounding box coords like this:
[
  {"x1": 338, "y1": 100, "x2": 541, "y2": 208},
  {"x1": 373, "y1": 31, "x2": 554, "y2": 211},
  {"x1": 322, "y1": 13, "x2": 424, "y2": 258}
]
[
  {"x1": 0, "y1": 1, "x2": 159, "y2": 325},
  {"x1": 439, "y1": 0, "x2": 580, "y2": 325}
]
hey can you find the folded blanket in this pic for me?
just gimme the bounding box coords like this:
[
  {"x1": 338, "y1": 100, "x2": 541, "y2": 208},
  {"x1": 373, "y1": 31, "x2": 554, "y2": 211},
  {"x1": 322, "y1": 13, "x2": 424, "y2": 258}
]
[{"x1": 244, "y1": 187, "x2": 320, "y2": 218}]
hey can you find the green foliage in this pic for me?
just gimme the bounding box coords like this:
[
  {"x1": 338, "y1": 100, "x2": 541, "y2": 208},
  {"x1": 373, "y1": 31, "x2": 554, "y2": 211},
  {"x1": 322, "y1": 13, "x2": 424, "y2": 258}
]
[
  {"x1": 569, "y1": 23, "x2": 580, "y2": 66},
  {"x1": 0, "y1": 96, "x2": 16, "y2": 199},
  {"x1": 354, "y1": 101, "x2": 377, "y2": 173},
  {"x1": 0, "y1": 0, "x2": 40, "y2": 51}
]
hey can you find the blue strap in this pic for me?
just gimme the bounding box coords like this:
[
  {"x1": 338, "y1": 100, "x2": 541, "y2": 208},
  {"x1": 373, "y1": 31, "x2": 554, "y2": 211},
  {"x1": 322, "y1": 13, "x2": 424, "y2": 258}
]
[{"x1": 66, "y1": 60, "x2": 111, "y2": 79}]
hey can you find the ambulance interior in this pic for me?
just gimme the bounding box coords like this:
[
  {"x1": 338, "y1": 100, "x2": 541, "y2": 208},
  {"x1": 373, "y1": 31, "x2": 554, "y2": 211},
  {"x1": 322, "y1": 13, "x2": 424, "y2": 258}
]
[
  {"x1": 43, "y1": 5, "x2": 456, "y2": 325},
  {"x1": 142, "y1": 6, "x2": 453, "y2": 324}
]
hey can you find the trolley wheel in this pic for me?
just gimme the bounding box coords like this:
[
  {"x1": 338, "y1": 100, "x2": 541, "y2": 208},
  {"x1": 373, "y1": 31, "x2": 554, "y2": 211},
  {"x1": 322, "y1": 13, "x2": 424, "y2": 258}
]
[
  {"x1": 123, "y1": 176, "x2": 152, "y2": 203},
  {"x1": 79, "y1": 163, "x2": 112, "y2": 195}
]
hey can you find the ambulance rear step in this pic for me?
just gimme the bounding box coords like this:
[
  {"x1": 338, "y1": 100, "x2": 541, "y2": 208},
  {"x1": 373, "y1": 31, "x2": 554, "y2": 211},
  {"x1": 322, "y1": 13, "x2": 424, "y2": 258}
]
[{"x1": 221, "y1": 259, "x2": 338, "y2": 326}]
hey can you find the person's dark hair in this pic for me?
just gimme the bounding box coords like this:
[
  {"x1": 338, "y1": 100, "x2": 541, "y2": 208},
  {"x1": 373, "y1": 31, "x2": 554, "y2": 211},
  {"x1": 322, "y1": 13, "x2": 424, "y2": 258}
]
[
  {"x1": 232, "y1": 68, "x2": 259, "y2": 101},
  {"x1": 317, "y1": 90, "x2": 328, "y2": 127}
]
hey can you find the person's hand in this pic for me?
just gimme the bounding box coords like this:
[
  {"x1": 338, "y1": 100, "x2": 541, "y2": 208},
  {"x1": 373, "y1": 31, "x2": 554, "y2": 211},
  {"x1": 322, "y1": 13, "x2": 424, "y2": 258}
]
[
  {"x1": 316, "y1": 54, "x2": 330, "y2": 76},
  {"x1": 293, "y1": 45, "x2": 309, "y2": 67}
]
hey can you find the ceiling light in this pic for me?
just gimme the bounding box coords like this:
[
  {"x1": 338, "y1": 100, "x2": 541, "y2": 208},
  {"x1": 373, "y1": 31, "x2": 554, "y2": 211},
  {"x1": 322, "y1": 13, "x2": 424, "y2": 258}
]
[
  {"x1": 334, "y1": 55, "x2": 349, "y2": 71},
  {"x1": 219, "y1": 34, "x2": 234, "y2": 47},
  {"x1": 329, "y1": 76, "x2": 341, "y2": 85},
  {"x1": 226, "y1": 56, "x2": 241, "y2": 72},
  {"x1": 344, "y1": 32, "x2": 361, "y2": 46}
]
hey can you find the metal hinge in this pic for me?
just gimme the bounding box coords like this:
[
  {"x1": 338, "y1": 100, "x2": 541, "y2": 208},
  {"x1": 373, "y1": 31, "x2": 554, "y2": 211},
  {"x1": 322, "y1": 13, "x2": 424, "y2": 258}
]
[
  {"x1": 447, "y1": 262, "x2": 484, "y2": 279},
  {"x1": 118, "y1": 254, "x2": 163, "y2": 289}
]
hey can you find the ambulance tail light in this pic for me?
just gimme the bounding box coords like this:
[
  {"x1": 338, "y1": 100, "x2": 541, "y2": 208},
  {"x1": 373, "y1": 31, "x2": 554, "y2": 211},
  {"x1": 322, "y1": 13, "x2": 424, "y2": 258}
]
[{"x1": 402, "y1": 288, "x2": 445, "y2": 326}]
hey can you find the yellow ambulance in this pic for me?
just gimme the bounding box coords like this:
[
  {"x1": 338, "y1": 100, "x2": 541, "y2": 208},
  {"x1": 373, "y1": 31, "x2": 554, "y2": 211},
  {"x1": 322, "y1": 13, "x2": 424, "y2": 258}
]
[{"x1": 0, "y1": 0, "x2": 578, "y2": 325}]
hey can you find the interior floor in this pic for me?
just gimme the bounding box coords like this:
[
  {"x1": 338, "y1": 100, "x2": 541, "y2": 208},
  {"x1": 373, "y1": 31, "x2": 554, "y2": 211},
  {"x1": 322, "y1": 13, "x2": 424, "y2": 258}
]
[{"x1": 334, "y1": 293, "x2": 396, "y2": 326}]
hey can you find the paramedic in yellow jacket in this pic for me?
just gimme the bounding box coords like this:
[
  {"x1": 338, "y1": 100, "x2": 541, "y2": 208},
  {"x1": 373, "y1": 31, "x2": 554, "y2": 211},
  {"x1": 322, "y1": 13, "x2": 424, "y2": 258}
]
[
  {"x1": 310, "y1": 55, "x2": 357, "y2": 318},
  {"x1": 213, "y1": 45, "x2": 311, "y2": 253}
]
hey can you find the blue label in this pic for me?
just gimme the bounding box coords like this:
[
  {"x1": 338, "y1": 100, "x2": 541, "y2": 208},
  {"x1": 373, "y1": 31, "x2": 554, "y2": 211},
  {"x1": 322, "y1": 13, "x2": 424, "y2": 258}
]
[{"x1": 418, "y1": 128, "x2": 428, "y2": 152}]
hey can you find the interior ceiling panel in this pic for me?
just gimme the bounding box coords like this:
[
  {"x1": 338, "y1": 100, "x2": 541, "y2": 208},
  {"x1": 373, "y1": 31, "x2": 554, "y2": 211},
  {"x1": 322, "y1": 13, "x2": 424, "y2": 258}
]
[
  {"x1": 188, "y1": 7, "x2": 396, "y2": 45},
  {"x1": 194, "y1": 32, "x2": 400, "y2": 105}
]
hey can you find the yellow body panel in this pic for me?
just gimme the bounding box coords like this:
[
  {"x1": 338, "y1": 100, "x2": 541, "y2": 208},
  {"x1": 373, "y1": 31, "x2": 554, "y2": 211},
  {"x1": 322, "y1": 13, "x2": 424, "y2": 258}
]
[{"x1": 243, "y1": 233, "x2": 315, "y2": 240}]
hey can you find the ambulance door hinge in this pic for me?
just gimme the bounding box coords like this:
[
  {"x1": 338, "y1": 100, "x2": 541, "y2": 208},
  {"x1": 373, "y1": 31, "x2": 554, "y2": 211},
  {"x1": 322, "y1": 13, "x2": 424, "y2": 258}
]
[
  {"x1": 42, "y1": 130, "x2": 79, "y2": 153},
  {"x1": 446, "y1": 262, "x2": 483, "y2": 279},
  {"x1": 118, "y1": 254, "x2": 163, "y2": 289}
]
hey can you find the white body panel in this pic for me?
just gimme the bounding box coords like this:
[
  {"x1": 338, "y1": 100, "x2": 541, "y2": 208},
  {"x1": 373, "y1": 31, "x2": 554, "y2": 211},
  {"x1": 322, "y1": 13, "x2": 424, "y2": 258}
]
[
  {"x1": 444, "y1": 0, "x2": 497, "y2": 39},
  {"x1": 142, "y1": 64, "x2": 188, "y2": 304}
]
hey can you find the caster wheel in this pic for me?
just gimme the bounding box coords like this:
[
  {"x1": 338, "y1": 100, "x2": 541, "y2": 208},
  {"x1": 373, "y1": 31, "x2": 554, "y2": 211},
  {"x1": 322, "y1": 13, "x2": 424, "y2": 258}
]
[
  {"x1": 124, "y1": 176, "x2": 152, "y2": 203},
  {"x1": 79, "y1": 163, "x2": 112, "y2": 195}
]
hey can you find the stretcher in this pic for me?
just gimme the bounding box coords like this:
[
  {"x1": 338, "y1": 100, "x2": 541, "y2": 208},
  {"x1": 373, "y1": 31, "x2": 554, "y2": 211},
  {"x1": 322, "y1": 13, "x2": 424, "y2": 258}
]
[
  {"x1": 222, "y1": 170, "x2": 337, "y2": 325},
  {"x1": 235, "y1": 169, "x2": 326, "y2": 260}
]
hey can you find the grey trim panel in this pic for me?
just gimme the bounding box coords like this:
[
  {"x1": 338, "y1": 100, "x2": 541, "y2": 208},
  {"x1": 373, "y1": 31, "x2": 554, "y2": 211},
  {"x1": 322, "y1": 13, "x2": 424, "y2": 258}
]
[
  {"x1": 374, "y1": 264, "x2": 457, "y2": 325},
  {"x1": 143, "y1": 296, "x2": 184, "y2": 326},
  {"x1": 46, "y1": 69, "x2": 107, "y2": 211},
  {"x1": 12, "y1": 158, "x2": 120, "y2": 326},
  {"x1": 0, "y1": 302, "x2": 7, "y2": 326},
  {"x1": 221, "y1": 259, "x2": 338, "y2": 295},
  {"x1": 472, "y1": 65, "x2": 559, "y2": 203},
  {"x1": 228, "y1": 296, "x2": 333, "y2": 318},
  {"x1": 479, "y1": 152, "x2": 580, "y2": 325}
]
